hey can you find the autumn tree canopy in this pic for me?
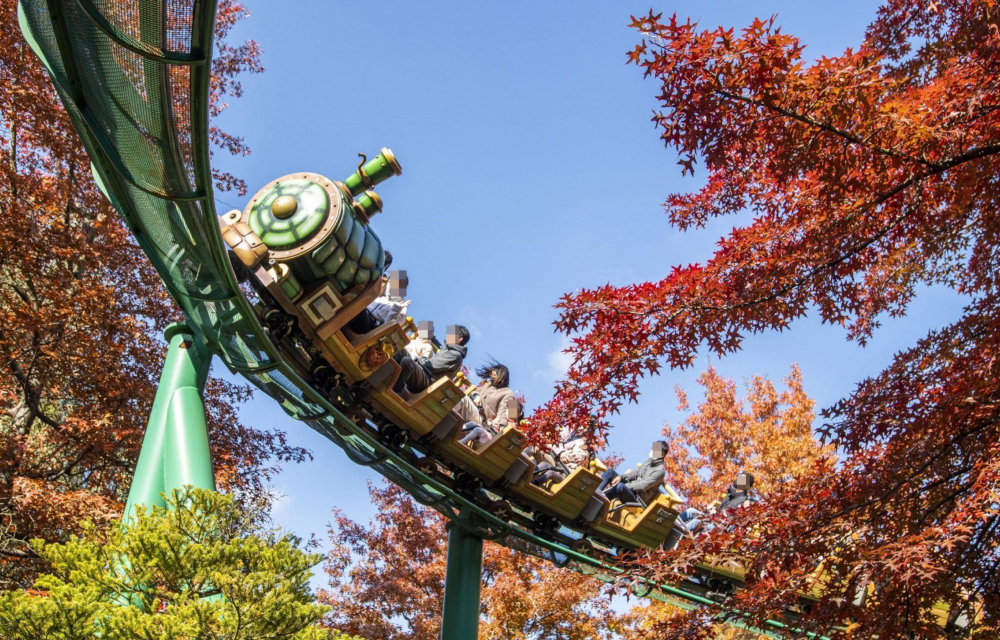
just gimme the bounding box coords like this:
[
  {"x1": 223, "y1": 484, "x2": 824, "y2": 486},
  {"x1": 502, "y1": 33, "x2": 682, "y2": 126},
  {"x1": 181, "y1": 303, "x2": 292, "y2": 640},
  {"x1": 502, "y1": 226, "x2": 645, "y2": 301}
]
[
  {"x1": 664, "y1": 365, "x2": 833, "y2": 507},
  {"x1": 323, "y1": 369, "x2": 824, "y2": 640},
  {"x1": 319, "y1": 481, "x2": 627, "y2": 640},
  {"x1": 620, "y1": 366, "x2": 828, "y2": 639},
  {"x1": 0, "y1": 0, "x2": 306, "y2": 588},
  {"x1": 529, "y1": 0, "x2": 999, "y2": 636}
]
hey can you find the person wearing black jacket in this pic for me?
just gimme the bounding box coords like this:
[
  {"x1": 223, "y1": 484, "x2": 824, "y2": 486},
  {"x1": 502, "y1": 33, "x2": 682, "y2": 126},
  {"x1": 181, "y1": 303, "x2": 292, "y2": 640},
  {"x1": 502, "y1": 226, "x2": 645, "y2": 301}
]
[
  {"x1": 393, "y1": 324, "x2": 470, "y2": 394},
  {"x1": 678, "y1": 471, "x2": 756, "y2": 533},
  {"x1": 718, "y1": 472, "x2": 755, "y2": 512}
]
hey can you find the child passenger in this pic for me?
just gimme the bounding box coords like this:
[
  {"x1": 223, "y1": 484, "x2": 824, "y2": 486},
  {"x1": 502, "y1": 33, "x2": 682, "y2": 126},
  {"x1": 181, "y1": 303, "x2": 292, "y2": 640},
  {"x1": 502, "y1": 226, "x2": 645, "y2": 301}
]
[{"x1": 531, "y1": 427, "x2": 590, "y2": 486}]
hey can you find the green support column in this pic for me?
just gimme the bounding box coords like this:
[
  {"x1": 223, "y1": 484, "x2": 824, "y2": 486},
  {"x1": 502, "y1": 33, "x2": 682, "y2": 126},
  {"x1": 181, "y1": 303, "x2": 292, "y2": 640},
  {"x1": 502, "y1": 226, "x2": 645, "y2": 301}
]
[
  {"x1": 440, "y1": 522, "x2": 484, "y2": 640},
  {"x1": 124, "y1": 322, "x2": 215, "y2": 521}
]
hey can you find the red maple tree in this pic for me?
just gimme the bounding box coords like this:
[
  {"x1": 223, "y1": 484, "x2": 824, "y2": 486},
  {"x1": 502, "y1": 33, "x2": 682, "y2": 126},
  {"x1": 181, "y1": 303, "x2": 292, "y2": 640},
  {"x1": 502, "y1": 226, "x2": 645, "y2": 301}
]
[
  {"x1": 530, "y1": 1, "x2": 999, "y2": 636},
  {"x1": 0, "y1": 0, "x2": 305, "y2": 588}
]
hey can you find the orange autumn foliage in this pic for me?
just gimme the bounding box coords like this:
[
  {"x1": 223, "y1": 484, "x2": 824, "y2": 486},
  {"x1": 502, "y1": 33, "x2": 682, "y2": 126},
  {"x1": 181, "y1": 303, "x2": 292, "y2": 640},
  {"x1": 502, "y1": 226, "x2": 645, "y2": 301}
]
[
  {"x1": 319, "y1": 481, "x2": 626, "y2": 640},
  {"x1": 622, "y1": 600, "x2": 765, "y2": 640},
  {"x1": 0, "y1": 0, "x2": 306, "y2": 588},
  {"x1": 624, "y1": 366, "x2": 830, "y2": 640},
  {"x1": 320, "y1": 369, "x2": 827, "y2": 640},
  {"x1": 664, "y1": 365, "x2": 834, "y2": 506}
]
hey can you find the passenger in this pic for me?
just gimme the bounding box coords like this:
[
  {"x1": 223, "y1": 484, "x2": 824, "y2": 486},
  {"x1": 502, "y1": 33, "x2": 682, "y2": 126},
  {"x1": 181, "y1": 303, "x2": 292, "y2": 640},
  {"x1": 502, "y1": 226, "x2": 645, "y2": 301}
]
[
  {"x1": 531, "y1": 427, "x2": 590, "y2": 486},
  {"x1": 454, "y1": 393, "x2": 483, "y2": 426},
  {"x1": 346, "y1": 304, "x2": 381, "y2": 335},
  {"x1": 475, "y1": 361, "x2": 516, "y2": 426},
  {"x1": 679, "y1": 471, "x2": 756, "y2": 533},
  {"x1": 393, "y1": 324, "x2": 470, "y2": 394},
  {"x1": 531, "y1": 464, "x2": 562, "y2": 487},
  {"x1": 346, "y1": 270, "x2": 410, "y2": 335},
  {"x1": 552, "y1": 428, "x2": 590, "y2": 471},
  {"x1": 718, "y1": 472, "x2": 756, "y2": 512},
  {"x1": 369, "y1": 270, "x2": 411, "y2": 325},
  {"x1": 404, "y1": 319, "x2": 436, "y2": 360},
  {"x1": 458, "y1": 422, "x2": 491, "y2": 447},
  {"x1": 678, "y1": 505, "x2": 709, "y2": 533},
  {"x1": 459, "y1": 397, "x2": 522, "y2": 447},
  {"x1": 598, "y1": 441, "x2": 668, "y2": 505},
  {"x1": 458, "y1": 361, "x2": 518, "y2": 447}
]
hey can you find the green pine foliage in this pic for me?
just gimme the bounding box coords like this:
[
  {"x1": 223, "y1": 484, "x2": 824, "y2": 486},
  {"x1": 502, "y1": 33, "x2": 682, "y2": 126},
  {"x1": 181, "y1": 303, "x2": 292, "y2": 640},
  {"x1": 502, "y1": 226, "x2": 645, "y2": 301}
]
[{"x1": 0, "y1": 488, "x2": 357, "y2": 639}]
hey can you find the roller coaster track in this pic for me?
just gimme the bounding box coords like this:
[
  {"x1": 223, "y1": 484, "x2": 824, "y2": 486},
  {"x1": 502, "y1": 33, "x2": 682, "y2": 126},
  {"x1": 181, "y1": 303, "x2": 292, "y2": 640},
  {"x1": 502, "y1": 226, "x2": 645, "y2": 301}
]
[{"x1": 17, "y1": 1, "x2": 829, "y2": 637}]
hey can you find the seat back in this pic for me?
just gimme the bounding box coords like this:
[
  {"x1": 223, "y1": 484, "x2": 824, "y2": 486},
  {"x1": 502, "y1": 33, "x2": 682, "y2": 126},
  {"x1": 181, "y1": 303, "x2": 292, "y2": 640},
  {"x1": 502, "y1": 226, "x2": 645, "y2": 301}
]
[
  {"x1": 594, "y1": 493, "x2": 681, "y2": 549},
  {"x1": 325, "y1": 318, "x2": 409, "y2": 385},
  {"x1": 436, "y1": 425, "x2": 527, "y2": 483},
  {"x1": 510, "y1": 465, "x2": 602, "y2": 521}
]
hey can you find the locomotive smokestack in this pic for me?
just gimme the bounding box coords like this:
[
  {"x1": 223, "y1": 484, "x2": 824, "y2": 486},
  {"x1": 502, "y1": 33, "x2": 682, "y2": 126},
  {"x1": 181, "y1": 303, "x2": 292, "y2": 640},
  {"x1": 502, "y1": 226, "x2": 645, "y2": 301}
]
[{"x1": 343, "y1": 148, "x2": 402, "y2": 197}]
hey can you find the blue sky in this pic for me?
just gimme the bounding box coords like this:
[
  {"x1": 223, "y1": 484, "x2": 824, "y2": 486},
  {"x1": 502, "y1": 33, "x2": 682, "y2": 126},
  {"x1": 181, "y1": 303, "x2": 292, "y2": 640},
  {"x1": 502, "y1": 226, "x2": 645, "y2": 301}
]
[{"x1": 210, "y1": 0, "x2": 964, "y2": 584}]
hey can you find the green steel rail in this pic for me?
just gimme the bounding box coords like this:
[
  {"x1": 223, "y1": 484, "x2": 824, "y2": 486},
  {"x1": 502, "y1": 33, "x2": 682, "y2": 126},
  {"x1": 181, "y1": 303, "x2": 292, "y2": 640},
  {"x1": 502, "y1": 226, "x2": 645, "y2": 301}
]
[{"x1": 17, "y1": 1, "x2": 828, "y2": 637}]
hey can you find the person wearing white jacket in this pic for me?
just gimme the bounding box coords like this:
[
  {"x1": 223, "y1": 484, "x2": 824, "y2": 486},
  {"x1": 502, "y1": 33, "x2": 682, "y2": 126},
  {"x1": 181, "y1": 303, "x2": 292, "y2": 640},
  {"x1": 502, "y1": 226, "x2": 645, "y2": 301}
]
[
  {"x1": 531, "y1": 427, "x2": 591, "y2": 486},
  {"x1": 347, "y1": 270, "x2": 411, "y2": 334},
  {"x1": 405, "y1": 320, "x2": 435, "y2": 360}
]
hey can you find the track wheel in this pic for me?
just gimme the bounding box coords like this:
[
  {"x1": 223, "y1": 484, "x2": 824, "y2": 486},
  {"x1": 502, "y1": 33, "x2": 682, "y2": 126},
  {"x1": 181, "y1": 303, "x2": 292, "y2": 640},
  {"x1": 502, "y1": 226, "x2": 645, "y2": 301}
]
[
  {"x1": 379, "y1": 423, "x2": 409, "y2": 449},
  {"x1": 570, "y1": 538, "x2": 594, "y2": 557},
  {"x1": 706, "y1": 577, "x2": 737, "y2": 601},
  {"x1": 488, "y1": 500, "x2": 514, "y2": 521},
  {"x1": 311, "y1": 364, "x2": 339, "y2": 396},
  {"x1": 329, "y1": 385, "x2": 356, "y2": 408},
  {"x1": 415, "y1": 457, "x2": 438, "y2": 476},
  {"x1": 532, "y1": 512, "x2": 560, "y2": 536},
  {"x1": 262, "y1": 306, "x2": 296, "y2": 341},
  {"x1": 454, "y1": 471, "x2": 484, "y2": 496}
]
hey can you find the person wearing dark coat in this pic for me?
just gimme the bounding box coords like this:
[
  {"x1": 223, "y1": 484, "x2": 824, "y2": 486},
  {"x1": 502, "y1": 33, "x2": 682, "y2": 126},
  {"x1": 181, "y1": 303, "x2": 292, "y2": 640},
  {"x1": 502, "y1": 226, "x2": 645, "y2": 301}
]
[
  {"x1": 599, "y1": 441, "x2": 668, "y2": 505},
  {"x1": 679, "y1": 471, "x2": 756, "y2": 533},
  {"x1": 393, "y1": 325, "x2": 470, "y2": 394},
  {"x1": 718, "y1": 472, "x2": 755, "y2": 512}
]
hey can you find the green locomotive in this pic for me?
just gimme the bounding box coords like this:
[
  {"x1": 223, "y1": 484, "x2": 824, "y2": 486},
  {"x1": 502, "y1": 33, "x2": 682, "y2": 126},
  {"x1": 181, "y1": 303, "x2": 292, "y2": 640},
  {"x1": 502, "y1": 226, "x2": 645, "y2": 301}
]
[{"x1": 221, "y1": 148, "x2": 399, "y2": 307}]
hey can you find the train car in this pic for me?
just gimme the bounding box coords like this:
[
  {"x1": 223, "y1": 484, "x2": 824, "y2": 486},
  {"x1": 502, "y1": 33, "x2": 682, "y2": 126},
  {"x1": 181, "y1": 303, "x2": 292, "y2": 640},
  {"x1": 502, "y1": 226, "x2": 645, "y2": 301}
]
[{"x1": 220, "y1": 150, "x2": 398, "y2": 389}]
